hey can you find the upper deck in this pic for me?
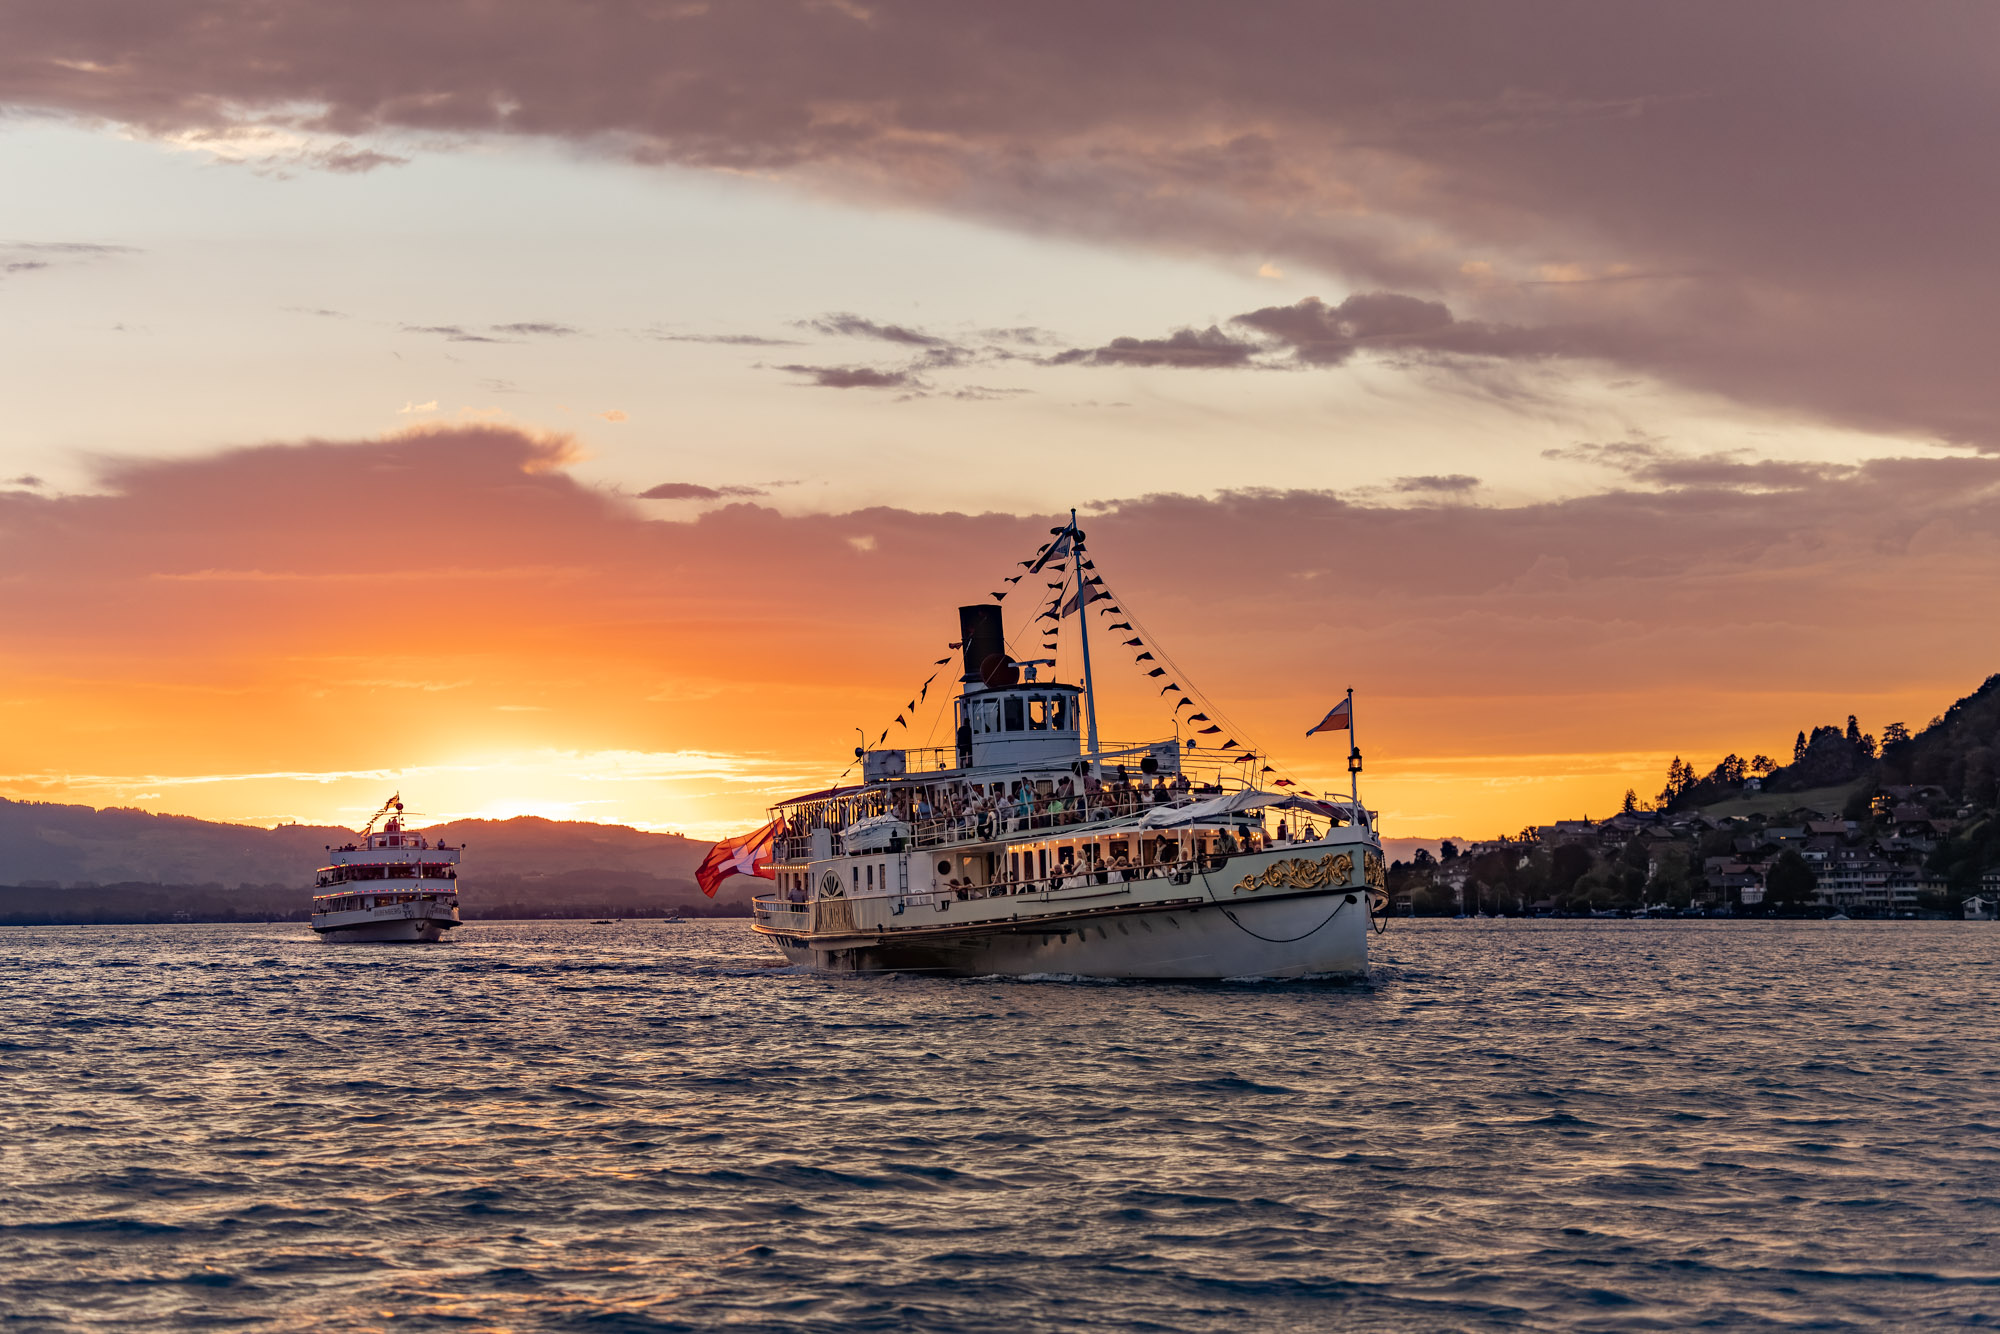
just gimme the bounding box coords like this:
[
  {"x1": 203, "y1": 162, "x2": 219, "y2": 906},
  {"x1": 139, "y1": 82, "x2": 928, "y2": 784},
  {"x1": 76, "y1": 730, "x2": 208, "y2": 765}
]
[{"x1": 319, "y1": 816, "x2": 461, "y2": 882}]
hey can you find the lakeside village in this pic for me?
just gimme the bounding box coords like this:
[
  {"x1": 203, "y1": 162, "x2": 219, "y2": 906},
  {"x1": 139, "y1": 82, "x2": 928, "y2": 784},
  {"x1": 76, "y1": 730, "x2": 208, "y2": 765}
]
[{"x1": 1386, "y1": 680, "x2": 2000, "y2": 921}]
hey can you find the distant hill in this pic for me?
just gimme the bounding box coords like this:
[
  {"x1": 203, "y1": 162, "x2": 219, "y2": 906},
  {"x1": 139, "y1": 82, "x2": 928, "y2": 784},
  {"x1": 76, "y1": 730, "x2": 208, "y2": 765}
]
[
  {"x1": 1879, "y1": 672, "x2": 2000, "y2": 806},
  {"x1": 0, "y1": 800, "x2": 746, "y2": 923}
]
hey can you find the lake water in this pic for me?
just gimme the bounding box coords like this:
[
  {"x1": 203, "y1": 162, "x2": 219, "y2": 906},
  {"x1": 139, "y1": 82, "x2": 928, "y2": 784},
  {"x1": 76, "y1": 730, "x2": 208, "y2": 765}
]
[{"x1": 2, "y1": 920, "x2": 1995, "y2": 1331}]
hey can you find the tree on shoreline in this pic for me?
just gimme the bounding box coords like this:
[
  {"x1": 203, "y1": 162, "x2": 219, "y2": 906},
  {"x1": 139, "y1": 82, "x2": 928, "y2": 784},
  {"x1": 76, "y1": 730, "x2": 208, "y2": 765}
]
[{"x1": 1764, "y1": 849, "x2": 1817, "y2": 915}]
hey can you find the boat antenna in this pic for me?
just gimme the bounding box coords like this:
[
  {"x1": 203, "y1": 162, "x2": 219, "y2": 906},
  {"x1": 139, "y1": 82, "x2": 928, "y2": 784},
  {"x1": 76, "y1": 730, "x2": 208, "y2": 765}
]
[{"x1": 1071, "y1": 508, "x2": 1102, "y2": 772}]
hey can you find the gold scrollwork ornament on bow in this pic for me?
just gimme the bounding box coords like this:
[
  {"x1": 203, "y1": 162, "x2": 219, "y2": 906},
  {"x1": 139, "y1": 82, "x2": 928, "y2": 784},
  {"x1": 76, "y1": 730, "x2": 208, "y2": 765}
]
[{"x1": 1231, "y1": 851, "x2": 1354, "y2": 895}]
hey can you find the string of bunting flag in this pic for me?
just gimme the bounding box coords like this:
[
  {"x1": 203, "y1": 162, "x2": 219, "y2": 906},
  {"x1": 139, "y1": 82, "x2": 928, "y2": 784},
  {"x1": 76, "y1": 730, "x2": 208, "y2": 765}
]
[
  {"x1": 1081, "y1": 565, "x2": 1337, "y2": 800},
  {"x1": 844, "y1": 518, "x2": 1342, "y2": 802}
]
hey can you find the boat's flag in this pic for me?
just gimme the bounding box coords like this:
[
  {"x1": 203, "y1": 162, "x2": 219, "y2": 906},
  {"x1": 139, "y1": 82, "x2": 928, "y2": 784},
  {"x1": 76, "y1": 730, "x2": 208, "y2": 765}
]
[
  {"x1": 1198, "y1": 725, "x2": 1222, "y2": 734},
  {"x1": 1135, "y1": 652, "x2": 1154, "y2": 662},
  {"x1": 1122, "y1": 637, "x2": 1144, "y2": 647},
  {"x1": 1059, "y1": 582, "x2": 1105, "y2": 617},
  {"x1": 695, "y1": 818, "x2": 782, "y2": 897},
  {"x1": 1307, "y1": 698, "x2": 1353, "y2": 736}
]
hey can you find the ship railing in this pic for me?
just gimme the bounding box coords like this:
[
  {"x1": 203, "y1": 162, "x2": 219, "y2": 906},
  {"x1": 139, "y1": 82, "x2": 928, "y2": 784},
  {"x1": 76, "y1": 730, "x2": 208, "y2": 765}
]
[
  {"x1": 752, "y1": 896, "x2": 811, "y2": 924},
  {"x1": 899, "y1": 791, "x2": 1249, "y2": 849}
]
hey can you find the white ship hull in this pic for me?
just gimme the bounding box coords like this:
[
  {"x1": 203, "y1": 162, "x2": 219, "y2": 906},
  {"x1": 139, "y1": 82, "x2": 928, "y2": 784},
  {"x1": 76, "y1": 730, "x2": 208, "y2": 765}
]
[
  {"x1": 312, "y1": 902, "x2": 461, "y2": 944},
  {"x1": 755, "y1": 842, "x2": 1376, "y2": 980}
]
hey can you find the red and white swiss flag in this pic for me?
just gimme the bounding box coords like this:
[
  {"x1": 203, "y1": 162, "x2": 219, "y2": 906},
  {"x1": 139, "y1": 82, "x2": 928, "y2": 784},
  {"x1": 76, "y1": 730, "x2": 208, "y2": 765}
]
[{"x1": 695, "y1": 818, "x2": 782, "y2": 897}]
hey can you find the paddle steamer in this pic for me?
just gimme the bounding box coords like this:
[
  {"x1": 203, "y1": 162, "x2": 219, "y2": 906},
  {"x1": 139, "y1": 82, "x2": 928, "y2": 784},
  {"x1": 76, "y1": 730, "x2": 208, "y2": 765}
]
[
  {"x1": 747, "y1": 515, "x2": 1385, "y2": 979},
  {"x1": 310, "y1": 796, "x2": 464, "y2": 943}
]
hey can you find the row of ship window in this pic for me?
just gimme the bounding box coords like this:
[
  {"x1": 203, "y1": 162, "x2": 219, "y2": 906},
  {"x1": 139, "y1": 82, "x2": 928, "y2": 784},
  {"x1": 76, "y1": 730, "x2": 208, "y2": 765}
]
[
  {"x1": 313, "y1": 892, "x2": 457, "y2": 912},
  {"x1": 773, "y1": 831, "x2": 1252, "y2": 901},
  {"x1": 315, "y1": 864, "x2": 459, "y2": 886},
  {"x1": 956, "y1": 693, "x2": 1077, "y2": 734}
]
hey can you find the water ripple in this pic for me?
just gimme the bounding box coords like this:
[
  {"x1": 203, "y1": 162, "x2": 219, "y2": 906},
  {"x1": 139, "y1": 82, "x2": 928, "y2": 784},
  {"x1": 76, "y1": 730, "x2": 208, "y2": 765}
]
[{"x1": 0, "y1": 919, "x2": 1995, "y2": 1330}]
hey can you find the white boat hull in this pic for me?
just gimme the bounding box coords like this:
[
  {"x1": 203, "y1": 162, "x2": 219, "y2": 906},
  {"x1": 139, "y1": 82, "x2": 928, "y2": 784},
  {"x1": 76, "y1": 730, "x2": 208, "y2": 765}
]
[
  {"x1": 757, "y1": 872, "x2": 1372, "y2": 980},
  {"x1": 312, "y1": 903, "x2": 460, "y2": 944}
]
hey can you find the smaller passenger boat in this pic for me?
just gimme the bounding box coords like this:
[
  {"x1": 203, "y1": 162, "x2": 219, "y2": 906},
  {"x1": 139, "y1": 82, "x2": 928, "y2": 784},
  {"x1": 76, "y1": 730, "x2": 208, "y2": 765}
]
[{"x1": 310, "y1": 795, "x2": 464, "y2": 943}]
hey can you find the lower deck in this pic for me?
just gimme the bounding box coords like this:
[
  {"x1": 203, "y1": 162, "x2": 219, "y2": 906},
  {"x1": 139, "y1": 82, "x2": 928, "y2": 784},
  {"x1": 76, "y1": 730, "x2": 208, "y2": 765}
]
[{"x1": 752, "y1": 836, "x2": 1383, "y2": 978}]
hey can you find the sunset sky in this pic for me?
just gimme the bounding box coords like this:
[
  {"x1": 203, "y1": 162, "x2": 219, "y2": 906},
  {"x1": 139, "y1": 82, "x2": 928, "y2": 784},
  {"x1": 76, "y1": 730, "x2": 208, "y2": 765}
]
[{"x1": 4, "y1": 3, "x2": 1999, "y2": 841}]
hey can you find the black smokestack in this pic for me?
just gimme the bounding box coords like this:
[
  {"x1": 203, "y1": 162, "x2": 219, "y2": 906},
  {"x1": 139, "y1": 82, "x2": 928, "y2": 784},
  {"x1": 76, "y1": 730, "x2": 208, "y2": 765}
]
[{"x1": 959, "y1": 605, "x2": 1005, "y2": 680}]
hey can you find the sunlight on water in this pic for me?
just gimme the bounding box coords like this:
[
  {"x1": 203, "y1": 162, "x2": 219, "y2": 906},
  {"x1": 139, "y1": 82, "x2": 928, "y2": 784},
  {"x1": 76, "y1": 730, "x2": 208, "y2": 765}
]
[{"x1": 1, "y1": 920, "x2": 1995, "y2": 1330}]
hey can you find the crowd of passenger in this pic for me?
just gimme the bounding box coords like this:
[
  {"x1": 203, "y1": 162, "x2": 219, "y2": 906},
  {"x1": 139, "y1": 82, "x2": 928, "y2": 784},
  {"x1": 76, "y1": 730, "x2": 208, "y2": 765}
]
[
  {"x1": 931, "y1": 816, "x2": 1331, "y2": 899},
  {"x1": 903, "y1": 769, "x2": 1222, "y2": 842},
  {"x1": 778, "y1": 768, "x2": 1221, "y2": 849}
]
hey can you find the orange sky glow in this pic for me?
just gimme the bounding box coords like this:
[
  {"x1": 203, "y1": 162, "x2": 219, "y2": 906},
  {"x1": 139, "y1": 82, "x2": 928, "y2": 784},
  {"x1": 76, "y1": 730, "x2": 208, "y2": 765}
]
[
  {"x1": 5, "y1": 427, "x2": 1993, "y2": 842},
  {"x1": 5, "y1": 6, "x2": 2000, "y2": 846}
]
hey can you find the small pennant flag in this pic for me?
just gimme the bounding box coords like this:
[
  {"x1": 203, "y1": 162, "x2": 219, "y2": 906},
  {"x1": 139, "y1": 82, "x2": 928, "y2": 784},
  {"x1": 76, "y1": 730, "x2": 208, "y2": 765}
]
[
  {"x1": 1221, "y1": 740, "x2": 1239, "y2": 750},
  {"x1": 1121, "y1": 638, "x2": 1144, "y2": 647},
  {"x1": 1189, "y1": 713, "x2": 1210, "y2": 722},
  {"x1": 935, "y1": 657, "x2": 951, "y2": 665},
  {"x1": 906, "y1": 700, "x2": 916, "y2": 711},
  {"x1": 1146, "y1": 667, "x2": 1166, "y2": 677},
  {"x1": 1273, "y1": 778, "x2": 1295, "y2": 787},
  {"x1": 1135, "y1": 652, "x2": 1154, "y2": 662},
  {"x1": 920, "y1": 673, "x2": 936, "y2": 701},
  {"x1": 1006, "y1": 575, "x2": 1022, "y2": 583},
  {"x1": 695, "y1": 818, "x2": 782, "y2": 897},
  {"x1": 991, "y1": 591, "x2": 1006, "y2": 601},
  {"x1": 1158, "y1": 682, "x2": 1180, "y2": 694},
  {"x1": 1060, "y1": 583, "x2": 1105, "y2": 617},
  {"x1": 895, "y1": 713, "x2": 907, "y2": 727},
  {"x1": 1174, "y1": 698, "x2": 1194, "y2": 712},
  {"x1": 1306, "y1": 698, "x2": 1353, "y2": 736},
  {"x1": 1199, "y1": 725, "x2": 1222, "y2": 734},
  {"x1": 1026, "y1": 534, "x2": 1072, "y2": 573},
  {"x1": 1109, "y1": 621, "x2": 1133, "y2": 631}
]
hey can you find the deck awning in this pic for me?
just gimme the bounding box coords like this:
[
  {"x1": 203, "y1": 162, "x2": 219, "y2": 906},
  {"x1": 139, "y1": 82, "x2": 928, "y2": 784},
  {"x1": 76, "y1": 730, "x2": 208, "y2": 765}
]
[{"x1": 1139, "y1": 789, "x2": 1362, "y2": 828}]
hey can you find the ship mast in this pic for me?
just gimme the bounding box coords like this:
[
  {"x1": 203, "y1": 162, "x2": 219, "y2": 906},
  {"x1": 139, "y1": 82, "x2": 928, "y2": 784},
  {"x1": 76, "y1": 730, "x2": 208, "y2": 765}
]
[{"x1": 1070, "y1": 509, "x2": 1102, "y2": 771}]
